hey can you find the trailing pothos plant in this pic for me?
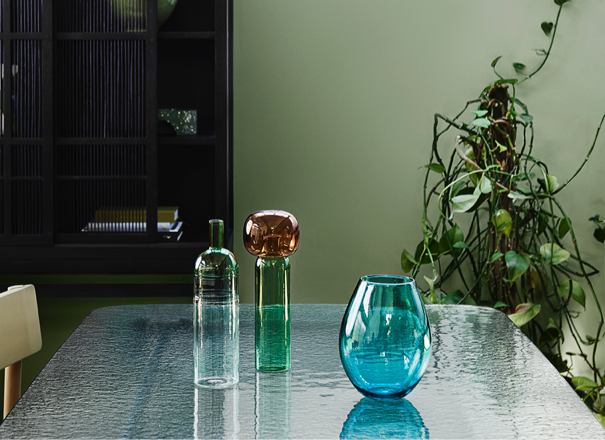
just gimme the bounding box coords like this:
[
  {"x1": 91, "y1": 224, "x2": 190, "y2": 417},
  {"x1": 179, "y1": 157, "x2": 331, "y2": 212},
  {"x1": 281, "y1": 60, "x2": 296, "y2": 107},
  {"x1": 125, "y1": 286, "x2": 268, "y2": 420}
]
[{"x1": 401, "y1": 0, "x2": 605, "y2": 423}]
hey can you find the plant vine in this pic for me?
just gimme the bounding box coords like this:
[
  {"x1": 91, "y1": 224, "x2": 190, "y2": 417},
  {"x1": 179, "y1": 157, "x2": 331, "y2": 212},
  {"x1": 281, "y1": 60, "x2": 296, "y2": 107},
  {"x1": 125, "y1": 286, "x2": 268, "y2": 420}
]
[{"x1": 401, "y1": 0, "x2": 605, "y2": 423}]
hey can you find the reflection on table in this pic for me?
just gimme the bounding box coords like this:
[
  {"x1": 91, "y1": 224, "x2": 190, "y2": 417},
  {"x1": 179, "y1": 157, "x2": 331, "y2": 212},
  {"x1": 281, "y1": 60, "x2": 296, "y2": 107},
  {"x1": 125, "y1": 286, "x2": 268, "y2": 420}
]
[{"x1": 0, "y1": 304, "x2": 603, "y2": 439}]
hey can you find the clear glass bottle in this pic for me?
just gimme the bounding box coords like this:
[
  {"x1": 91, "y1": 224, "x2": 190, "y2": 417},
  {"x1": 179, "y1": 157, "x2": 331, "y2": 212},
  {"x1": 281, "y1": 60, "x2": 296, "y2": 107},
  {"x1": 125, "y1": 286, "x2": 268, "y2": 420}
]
[{"x1": 194, "y1": 219, "x2": 239, "y2": 388}]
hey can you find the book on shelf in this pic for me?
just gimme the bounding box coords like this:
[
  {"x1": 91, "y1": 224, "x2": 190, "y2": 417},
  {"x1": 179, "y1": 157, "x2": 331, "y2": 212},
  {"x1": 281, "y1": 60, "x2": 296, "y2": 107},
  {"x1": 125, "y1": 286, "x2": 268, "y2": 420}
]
[
  {"x1": 94, "y1": 206, "x2": 179, "y2": 224},
  {"x1": 84, "y1": 206, "x2": 182, "y2": 241}
]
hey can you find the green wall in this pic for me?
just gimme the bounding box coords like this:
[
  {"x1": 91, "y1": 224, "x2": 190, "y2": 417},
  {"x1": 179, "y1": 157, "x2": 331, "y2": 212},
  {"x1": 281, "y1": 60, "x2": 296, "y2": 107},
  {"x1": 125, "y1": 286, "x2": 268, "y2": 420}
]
[{"x1": 233, "y1": 0, "x2": 605, "y2": 375}]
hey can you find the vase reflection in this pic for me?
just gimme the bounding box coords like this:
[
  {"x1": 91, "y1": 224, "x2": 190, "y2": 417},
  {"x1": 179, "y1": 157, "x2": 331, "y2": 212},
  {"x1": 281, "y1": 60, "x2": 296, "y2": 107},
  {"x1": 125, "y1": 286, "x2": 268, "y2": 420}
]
[
  {"x1": 254, "y1": 371, "x2": 291, "y2": 439},
  {"x1": 193, "y1": 386, "x2": 239, "y2": 439},
  {"x1": 341, "y1": 397, "x2": 429, "y2": 439}
]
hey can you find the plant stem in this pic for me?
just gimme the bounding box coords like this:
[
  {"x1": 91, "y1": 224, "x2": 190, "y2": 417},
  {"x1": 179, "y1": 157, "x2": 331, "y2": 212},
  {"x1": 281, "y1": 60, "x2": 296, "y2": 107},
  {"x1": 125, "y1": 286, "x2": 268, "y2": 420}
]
[
  {"x1": 519, "y1": 3, "x2": 564, "y2": 83},
  {"x1": 552, "y1": 112, "x2": 605, "y2": 195}
]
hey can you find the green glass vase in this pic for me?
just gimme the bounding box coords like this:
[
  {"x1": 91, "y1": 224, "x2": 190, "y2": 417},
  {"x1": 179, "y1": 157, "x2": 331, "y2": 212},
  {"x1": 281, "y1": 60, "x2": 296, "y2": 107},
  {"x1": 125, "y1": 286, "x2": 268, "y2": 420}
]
[{"x1": 244, "y1": 210, "x2": 299, "y2": 372}]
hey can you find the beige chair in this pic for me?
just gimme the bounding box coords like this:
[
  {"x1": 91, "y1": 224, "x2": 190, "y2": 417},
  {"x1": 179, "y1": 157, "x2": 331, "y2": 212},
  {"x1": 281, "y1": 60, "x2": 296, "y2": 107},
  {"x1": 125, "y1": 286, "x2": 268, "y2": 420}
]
[{"x1": 0, "y1": 285, "x2": 42, "y2": 420}]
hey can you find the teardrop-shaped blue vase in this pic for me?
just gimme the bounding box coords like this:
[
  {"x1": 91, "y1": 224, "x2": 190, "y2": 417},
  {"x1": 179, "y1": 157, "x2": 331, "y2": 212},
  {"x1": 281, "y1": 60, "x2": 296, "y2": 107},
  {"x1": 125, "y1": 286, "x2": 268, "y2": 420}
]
[{"x1": 339, "y1": 275, "x2": 432, "y2": 400}]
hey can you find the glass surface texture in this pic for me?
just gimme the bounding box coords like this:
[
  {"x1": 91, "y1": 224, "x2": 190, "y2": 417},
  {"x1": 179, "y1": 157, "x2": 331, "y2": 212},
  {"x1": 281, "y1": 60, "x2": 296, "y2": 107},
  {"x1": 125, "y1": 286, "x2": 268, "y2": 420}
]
[
  {"x1": 193, "y1": 219, "x2": 239, "y2": 388},
  {"x1": 255, "y1": 257, "x2": 291, "y2": 371},
  {"x1": 1, "y1": 305, "x2": 604, "y2": 439},
  {"x1": 340, "y1": 275, "x2": 432, "y2": 400}
]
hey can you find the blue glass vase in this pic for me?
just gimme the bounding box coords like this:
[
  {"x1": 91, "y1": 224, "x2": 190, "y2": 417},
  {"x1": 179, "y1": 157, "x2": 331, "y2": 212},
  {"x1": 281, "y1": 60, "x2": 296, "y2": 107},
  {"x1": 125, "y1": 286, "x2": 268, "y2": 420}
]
[{"x1": 339, "y1": 275, "x2": 432, "y2": 400}]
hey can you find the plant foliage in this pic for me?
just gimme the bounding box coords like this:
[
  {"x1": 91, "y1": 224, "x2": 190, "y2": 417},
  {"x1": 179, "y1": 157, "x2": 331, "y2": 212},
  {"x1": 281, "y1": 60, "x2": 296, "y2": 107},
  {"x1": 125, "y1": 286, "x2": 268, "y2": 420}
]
[{"x1": 401, "y1": 0, "x2": 604, "y2": 421}]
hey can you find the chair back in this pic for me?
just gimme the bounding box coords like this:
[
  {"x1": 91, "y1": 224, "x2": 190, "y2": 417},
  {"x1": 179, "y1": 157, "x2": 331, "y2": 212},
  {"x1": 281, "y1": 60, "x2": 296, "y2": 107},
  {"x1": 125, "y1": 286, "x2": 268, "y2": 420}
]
[{"x1": 0, "y1": 285, "x2": 42, "y2": 419}]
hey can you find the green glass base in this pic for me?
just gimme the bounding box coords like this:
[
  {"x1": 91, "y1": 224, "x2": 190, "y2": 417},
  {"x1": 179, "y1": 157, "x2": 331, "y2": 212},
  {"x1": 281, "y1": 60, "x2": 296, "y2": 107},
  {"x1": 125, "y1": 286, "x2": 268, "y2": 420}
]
[
  {"x1": 256, "y1": 365, "x2": 290, "y2": 373},
  {"x1": 255, "y1": 257, "x2": 291, "y2": 372}
]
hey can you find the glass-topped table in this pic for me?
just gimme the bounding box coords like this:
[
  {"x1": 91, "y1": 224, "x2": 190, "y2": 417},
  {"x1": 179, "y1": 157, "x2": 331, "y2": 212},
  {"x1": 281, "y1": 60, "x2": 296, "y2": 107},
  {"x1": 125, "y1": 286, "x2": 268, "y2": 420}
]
[{"x1": 1, "y1": 304, "x2": 603, "y2": 439}]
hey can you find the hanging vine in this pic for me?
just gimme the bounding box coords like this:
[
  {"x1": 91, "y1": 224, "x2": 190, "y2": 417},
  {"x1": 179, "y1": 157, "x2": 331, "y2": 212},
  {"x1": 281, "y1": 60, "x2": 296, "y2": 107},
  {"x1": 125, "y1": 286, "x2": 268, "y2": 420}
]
[{"x1": 401, "y1": 0, "x2": 605, "y2": 423}]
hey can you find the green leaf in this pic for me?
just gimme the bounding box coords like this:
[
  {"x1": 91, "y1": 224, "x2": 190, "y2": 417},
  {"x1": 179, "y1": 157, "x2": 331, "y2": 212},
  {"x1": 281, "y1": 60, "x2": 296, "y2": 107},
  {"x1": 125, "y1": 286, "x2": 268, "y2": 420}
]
[
  {"x1": 554, "y1": 0, "x2": 571, "y2": 5},
  {"x1": 452, "y1": 241, "x2": 469, "y2": 249},
  {"x1": 493, "y1": 301, "x2": 507, "y2": 309},
  {"x1": 595, "y1": 414, "x2": 605, "y2": 428},
  {"x1": 494, "y1": 78, "x2": 518, "y2": 85},
  {"x1": 544, "y1": 353, "x2": 569, "y2": 373},
  {"x1": 420, "y1": 293, "x2": 433, "y2": 305},
  {"x1": 594, "y1": 227, "x2": 605, "y2": 243},
  {"x1": 462, "y1": 146, "x2": 480, "y2": 184},
  {"x1": 490, "y1": 252, "x2": 504, "y2": 263},
  {"x1": 450, "y1": 181, "x2": 466, "y2": 198},
  {"x1": 519, "y1": 113, "x2": 533, "y2": 124},
  {"x1": 558, "y1": 218, "x2": 570, "y2": 239},
  {"x1": 414, "y1": 239, "x2": 440, "y2": 265},
  {"x1": 443, "y1": 289, "x2": 465, "y2": 305},
  {"x1": 557, "y1": 278, "x2": 586, "y2": 308},
  {"x1": 426, "y1": 163, "x2": 446, "y2": 174},
  {"x1": 438, "y1": 225, "x2": 465, "y2": 256},
  {"x1": 505, "y1": 251, "x2": 530, "y2": 282},
  {"x1": 492, "y1": 209, "x2": 513, "y2": 237},
  {"x1": 471, "y1": 109, "x2": 488, "y2": 117},
  {"x1": 508, "y1": 191, "x2": 532, "y2": 201},
  {"x1": 539, "y1": 327, "x2": 560, "y2": 346},
  {"x1": 477, "y1": 175, "x2": 492, "y2": 194},
  {"x1": 543, "y1": 175, "x2": 559, "y2": 193},
  {"x1": 508, "y1": 303, "x2": 541, "y2": 327},
  {"x1": 512, "y1": 172, "x2": 535, "y2": 182},
  {"x1": 463, "y1": 295, "x2": 477, "y2": 306},
  {"x1": 541, "y1": 21, "x2": 554, "y2": 36},
  {"x1": 535, "y1": 48, "x2": 547, "y2": 56},
  {"x1": 513, "y1": 62, "x2": 526, "y2": 70},
  {"x1": 470, "y1": 118, "x2": 490, "y2": 128},
  {"x1": 538, "y1": 211, "x2": 549, "y2": 235},
  {"x1": 529, "y1": 267, "x2": 546, "y2": 299},
  {"x1": 401, "y1": 249, "x2": 416, "y2": 273},
  {"x1": 491, "y1": 56, "x2": 502, "y2": 68},
  {"x1": 496, "y1": 140, "x2": 507, "y2": 153},
  {"x1": 424, "y1": 275, "x2": 437, "y2": 303},
  {"x1": 547, "y1": 318, "x2": 564, "y2": 343},
  {"x1": 515, "y1": 187, "x2": 534, "y2": 195},
  {"x1": 451, "y1": 193, "x2": 480, "y2": 213},
  {"x1": 571, "y1": 376, "x2": 598, "y2": 392},
  {"x1": 540, "y1": 243, "x2": 571, "y2": 265}
]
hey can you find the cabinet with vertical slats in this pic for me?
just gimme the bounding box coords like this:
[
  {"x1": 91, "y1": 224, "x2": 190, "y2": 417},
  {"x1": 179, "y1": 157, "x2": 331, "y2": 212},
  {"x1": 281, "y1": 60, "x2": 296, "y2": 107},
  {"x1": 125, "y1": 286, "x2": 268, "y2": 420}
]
[{"x1": 0, "y1": 0, "x2": 233, "y2": 275}]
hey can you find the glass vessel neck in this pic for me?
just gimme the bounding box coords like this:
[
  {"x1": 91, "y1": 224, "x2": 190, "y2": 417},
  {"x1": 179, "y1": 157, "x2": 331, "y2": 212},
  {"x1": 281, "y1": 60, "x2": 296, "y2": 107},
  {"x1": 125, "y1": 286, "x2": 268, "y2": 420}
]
[{"x1": 209, "y1": 219, "x2": 224, "y2": 249}]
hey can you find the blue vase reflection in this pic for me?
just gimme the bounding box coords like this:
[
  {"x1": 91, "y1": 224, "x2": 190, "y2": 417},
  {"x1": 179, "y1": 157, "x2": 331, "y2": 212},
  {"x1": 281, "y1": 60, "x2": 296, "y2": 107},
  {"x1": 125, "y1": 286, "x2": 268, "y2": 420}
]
[
  {"x1": 340, "y1": 397, "x2": 429, "y2": 439},
  {"x1": 339, "y1": 275, "x2": 431, "y2": 400}
]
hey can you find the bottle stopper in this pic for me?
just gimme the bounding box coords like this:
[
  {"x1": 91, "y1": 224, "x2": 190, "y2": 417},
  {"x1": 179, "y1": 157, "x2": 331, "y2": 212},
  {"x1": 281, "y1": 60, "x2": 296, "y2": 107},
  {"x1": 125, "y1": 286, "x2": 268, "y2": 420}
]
[{"x1": 243, "y1": 210, "x2": 299, "y2": 257}]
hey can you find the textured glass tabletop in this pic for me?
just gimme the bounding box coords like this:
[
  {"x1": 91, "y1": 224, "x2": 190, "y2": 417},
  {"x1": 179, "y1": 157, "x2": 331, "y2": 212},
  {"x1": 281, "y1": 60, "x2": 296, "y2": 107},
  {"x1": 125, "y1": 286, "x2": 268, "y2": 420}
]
[{"x1": 1, "y1": 304, "x2": 603, "y2": 439}]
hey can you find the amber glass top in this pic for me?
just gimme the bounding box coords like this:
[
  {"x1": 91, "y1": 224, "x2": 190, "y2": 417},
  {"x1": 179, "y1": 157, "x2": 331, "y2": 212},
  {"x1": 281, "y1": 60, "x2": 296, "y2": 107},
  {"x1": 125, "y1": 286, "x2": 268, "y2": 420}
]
[{"x1": 243, "y1": 210, "x2": 299, "y2": 257}]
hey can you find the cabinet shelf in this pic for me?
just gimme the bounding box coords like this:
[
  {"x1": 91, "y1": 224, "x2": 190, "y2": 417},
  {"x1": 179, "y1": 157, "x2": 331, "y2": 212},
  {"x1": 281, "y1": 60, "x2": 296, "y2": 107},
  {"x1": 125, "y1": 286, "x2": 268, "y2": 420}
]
[
  {"x1": 158, "y1": 133, "x2": 215, "y2": 146},
  {"x1": 158, "y1": 31, "x2": 215, "y2": 40},
  {"x1": 0, "y1": 0, "x2": 232, "y2": 279}
]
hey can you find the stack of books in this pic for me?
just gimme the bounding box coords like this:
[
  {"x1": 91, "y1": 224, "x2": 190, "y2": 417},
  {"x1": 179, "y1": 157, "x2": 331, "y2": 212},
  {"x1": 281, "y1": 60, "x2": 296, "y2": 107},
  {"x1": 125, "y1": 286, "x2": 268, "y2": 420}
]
[{"x1": 83, "y1": 206, "x2": 183, "y2": 241}]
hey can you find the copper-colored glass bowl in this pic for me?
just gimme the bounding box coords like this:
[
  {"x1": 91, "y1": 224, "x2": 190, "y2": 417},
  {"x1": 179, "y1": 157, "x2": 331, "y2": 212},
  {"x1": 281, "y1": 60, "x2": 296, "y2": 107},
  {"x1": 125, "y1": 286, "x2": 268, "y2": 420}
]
[{"x1": 243, "y1": 210, "x2": 299, "y2": 257}]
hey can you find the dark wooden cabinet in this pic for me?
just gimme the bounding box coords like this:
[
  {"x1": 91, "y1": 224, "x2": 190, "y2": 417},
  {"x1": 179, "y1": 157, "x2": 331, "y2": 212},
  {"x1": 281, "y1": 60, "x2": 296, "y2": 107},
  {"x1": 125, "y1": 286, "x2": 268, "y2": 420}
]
[{"x1": 0, "y1": 0, "x2": 233, "y2": 274}]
